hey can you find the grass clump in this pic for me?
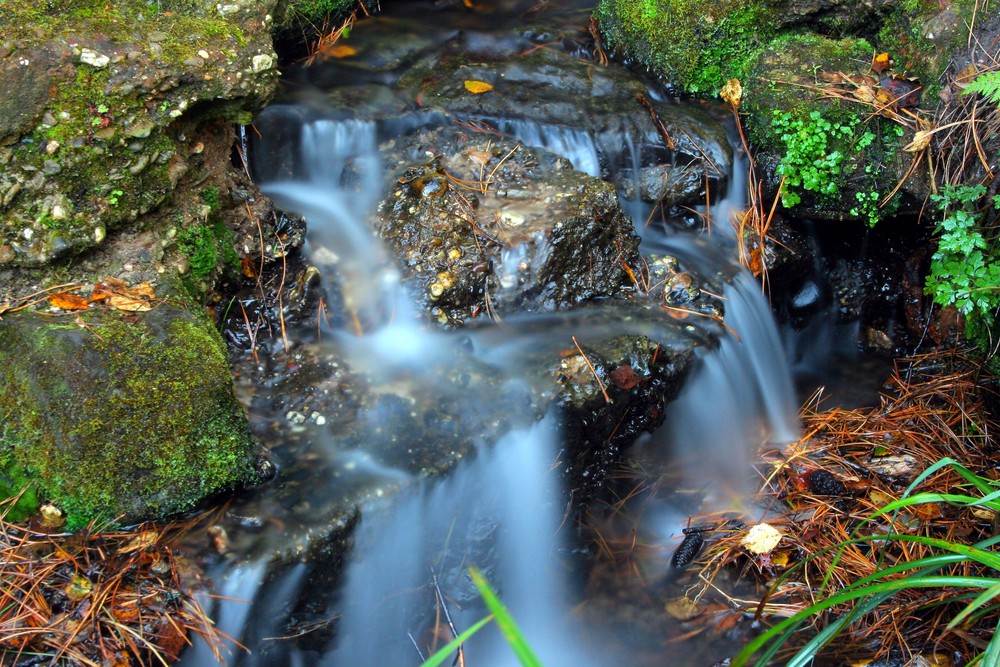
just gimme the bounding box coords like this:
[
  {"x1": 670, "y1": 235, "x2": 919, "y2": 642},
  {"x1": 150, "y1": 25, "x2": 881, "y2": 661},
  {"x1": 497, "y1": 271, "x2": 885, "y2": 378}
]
[{"x1": 686, "y1": 349, "x2": 1000, "y2": 665}]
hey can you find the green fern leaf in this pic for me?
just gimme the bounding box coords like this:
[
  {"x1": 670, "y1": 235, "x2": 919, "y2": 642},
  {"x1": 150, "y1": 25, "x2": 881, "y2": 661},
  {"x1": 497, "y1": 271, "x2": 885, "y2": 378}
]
[{"x1": 962, "y1": 70, "x2": 1000, "y2": 106}]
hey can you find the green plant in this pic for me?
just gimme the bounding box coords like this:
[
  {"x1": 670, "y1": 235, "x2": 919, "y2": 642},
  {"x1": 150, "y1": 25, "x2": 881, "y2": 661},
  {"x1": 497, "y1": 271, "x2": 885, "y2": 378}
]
[
  {"x1": 925, "y1": 184, "x2": 1000, "y2": 320},
  {"x1": 419, "y1": 568, "x2": 543, "y2": 667},
  {"x1": 108, "y1": 189, "x2": 124, "y2": 206},
  {"x1": 772, "y1": 110, "x2": 857, "y2": 208},
  {"x1": 772, "y1": 110, "x2": 902, "y2": 226},
  {"x1": 961, "y1": 70, "x2": 1000, "y2": 106},
  {"x1": 733, "y1": 458, "x2": 1000, "y2": 667}
]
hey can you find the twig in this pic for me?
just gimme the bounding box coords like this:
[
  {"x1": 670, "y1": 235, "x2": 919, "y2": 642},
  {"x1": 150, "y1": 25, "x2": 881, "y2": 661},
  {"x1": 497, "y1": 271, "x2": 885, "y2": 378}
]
[{"x1": 572, "y1": 335, "x2": 611, "y2": 404}]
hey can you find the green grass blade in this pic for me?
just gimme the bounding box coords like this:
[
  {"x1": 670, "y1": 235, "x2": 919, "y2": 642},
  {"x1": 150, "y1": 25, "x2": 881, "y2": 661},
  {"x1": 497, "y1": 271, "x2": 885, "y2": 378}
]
[
  {"x1": 947, "y1": 580, "x2": 1000, "y2": 630},
  {"x1": 733, "y1": 576, "x2": 997, "y2": 666},
  {"x1": 469, "y1": 568, "x2": 544, "y2": 667},
  {"x1": 419, "y1": 615, "x2": 494, "y2": 667}
]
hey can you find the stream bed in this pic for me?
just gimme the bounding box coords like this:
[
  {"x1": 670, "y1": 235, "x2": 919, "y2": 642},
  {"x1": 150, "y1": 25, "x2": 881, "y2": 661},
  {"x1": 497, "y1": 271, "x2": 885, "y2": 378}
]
[{"x1": 178, "y1": 1, "x2": 897, "y2": 665}]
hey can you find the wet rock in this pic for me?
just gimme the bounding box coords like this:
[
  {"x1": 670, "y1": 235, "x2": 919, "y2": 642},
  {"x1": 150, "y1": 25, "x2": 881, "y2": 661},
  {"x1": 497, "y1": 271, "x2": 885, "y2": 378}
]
[
  {"x1": 376, "y1": 126, "x2": 642, "y2": 325},
  {"x1": 0, "y1": 290, "x2": 266, "y2": 528},
  {"x1": 278, "y1": 13, "x2": 732, "y2": 201}
]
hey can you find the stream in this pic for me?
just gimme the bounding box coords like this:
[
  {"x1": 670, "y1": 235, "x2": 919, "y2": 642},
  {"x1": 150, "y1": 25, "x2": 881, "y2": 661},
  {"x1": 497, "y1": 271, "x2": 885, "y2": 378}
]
[{"x1": 179, "y1": 1, "x2": 891, "y2": 665}]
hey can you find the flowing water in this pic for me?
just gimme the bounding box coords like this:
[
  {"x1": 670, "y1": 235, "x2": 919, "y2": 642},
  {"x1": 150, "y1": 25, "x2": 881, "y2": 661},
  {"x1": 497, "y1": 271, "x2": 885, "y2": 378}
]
[{"x1": 180, "y1": 2, "x2": 811, "y2": 665}]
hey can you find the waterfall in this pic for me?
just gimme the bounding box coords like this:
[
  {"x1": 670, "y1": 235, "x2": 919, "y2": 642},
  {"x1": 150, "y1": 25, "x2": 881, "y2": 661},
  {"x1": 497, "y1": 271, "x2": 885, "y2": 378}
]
[{"x1": 182, "y1": 76, "x2": 799, "y2": 666}]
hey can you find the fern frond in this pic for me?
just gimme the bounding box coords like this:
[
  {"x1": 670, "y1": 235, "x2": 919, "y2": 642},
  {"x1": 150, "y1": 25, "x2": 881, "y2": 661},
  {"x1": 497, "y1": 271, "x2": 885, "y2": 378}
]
[{"x1": 961, "y1": 70, "x2": 1000, "y2": 106}]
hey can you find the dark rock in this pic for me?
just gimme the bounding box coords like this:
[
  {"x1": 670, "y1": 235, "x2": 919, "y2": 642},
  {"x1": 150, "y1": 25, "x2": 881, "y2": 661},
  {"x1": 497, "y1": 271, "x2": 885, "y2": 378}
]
[
  {"x1": 807, "y1": 469, "x2": 846, "y2": 496},
  {"x1": 376, "y1": 126, "x2": 642, "y2": 325}
]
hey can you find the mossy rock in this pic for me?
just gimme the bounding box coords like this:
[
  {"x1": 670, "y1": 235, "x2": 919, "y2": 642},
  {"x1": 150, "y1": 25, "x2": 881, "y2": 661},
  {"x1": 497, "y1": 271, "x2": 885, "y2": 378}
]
[
  {"x1": 741, "y1": 33, "x2": 918, "y2": 224},
  {"x1": 0, "y1": 293, "x2": 266, "y2": 529},
  {"x1": 595, "y1": 0, "x2": 783, "y2": 95},
  {"x1": 0, "y1": 0, "x2": 279, "y2": 267}
]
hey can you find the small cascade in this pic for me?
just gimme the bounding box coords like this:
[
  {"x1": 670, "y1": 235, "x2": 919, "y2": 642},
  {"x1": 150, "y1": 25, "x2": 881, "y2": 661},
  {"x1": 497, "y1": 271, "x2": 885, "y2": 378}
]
[
  {"x1": 329, "y1": 415, "x2": 598, "y2": 667},
  {"x1": 183, "y1": 4, "x2": 807, "y2": 665}
]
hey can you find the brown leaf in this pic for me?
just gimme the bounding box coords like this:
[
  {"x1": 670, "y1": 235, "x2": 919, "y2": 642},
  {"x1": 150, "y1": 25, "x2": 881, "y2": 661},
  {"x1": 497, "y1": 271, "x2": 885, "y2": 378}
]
[
  {"x1": 880, "y1": 75, "x2": 922, "y2": 109},
  {"x1": 241, "y1": 255, "x2": 258, "y2": 278},
  {"x1": 610, "y1": 365, "x2": 641, "y2": 390},
  {"x1": 50, "y1": 293, "x2": 91, "y2": 310},
  {"x1": 464, "y1": 79, "x2": 494, "y2": 94},
  {"x1": 118, "y1": 529, "x2": 160, "y2": 554}
]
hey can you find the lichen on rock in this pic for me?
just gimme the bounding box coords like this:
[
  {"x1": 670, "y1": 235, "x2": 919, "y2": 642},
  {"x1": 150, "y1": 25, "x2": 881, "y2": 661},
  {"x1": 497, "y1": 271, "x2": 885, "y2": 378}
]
[{"x1": 0, "y1": 296, "x2": 268, "y2": 529}]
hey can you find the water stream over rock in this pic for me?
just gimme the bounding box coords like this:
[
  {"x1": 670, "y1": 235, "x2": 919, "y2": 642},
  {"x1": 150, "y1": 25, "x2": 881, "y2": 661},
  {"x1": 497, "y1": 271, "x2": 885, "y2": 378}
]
[{"x1": 181, "y1": 2, "x2": 804, "y2": 664}]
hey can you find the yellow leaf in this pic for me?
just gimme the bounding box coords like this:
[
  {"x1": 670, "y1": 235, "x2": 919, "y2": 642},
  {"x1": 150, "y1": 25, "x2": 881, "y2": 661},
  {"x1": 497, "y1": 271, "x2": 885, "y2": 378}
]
[
  {"x1": 66, "y1": 574, "x2": 93, "y2": 600},
  {"x1": 904, "y1": 129, "x2": 933, "y2": 152},
  {"x1": 321, "y1": 43, "x2": 357, "y2": 59},
  {"x1": 871, "y1": 52, "x2": 892, "y2": 74},
  {"x1": 740, "y1": 523, "x2": 782, "y2": 554},
  {"x1": 464, "y1": 80, "x2": 494, "y2": 94},
  {"x1": 108, "y1": 294, "x2": 152, "y2": 312},
  {"x1": 40, "y1": 503, "x2": 65, "y2": 528},
  {"x1": 719, "y1": 78, "x2": 742, "y2": 109}
]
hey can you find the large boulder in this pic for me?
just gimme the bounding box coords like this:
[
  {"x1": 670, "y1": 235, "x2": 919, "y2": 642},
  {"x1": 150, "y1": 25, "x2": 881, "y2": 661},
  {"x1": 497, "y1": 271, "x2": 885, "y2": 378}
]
[{"x1": 0, "y1": 0, "x2": 286, "y2": 527}]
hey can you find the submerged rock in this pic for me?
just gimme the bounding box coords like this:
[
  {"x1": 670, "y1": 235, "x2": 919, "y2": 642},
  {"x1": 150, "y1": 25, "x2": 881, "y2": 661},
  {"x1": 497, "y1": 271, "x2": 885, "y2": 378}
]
[{"x1": 0, "y1": 294, "x2": 268, "y2": 528}]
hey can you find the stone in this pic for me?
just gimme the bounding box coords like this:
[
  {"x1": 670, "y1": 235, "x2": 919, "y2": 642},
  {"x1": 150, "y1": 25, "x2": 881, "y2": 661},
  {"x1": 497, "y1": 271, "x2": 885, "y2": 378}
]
[
  {"x1": 79, "y1": 47, "x2": 110, "y2": 68},
  {"x1": 0, "y1": 296, "x2": 267, "y2": 527}
]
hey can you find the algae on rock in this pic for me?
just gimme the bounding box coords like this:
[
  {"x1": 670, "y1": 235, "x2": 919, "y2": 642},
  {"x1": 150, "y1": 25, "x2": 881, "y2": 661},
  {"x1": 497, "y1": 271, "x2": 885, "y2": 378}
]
[{"x1": 0, "y1": 299, "x2": 267, "y2": 529}]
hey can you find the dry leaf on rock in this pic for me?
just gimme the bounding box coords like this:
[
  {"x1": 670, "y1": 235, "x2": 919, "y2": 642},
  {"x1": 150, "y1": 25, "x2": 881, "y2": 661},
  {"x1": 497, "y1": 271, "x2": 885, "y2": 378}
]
[
  {"x1": 50, "y1": 293, "x2": 91, "y2": 310},
  {"x1": 904, "y1": 129, "x2": 933, "y2": 152},
  {"x1": 464, "y1": 79, "x2": 494, "y2": 94},
  {"x1": 719, "y1": 78, "x2": 742, "y2": 109}
]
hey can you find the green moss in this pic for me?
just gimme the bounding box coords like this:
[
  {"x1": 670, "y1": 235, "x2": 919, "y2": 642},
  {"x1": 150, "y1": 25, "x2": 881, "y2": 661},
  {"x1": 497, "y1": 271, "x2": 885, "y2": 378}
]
[
  {"x1": 177, "y1": 217, "x2": 240, "y2": 280},
  {"x1": 595, "y1": 0, "x2": 781, "y2": 94},
  {"x1": 0, "y1": 302, "x2": 259, "y2": 529}
]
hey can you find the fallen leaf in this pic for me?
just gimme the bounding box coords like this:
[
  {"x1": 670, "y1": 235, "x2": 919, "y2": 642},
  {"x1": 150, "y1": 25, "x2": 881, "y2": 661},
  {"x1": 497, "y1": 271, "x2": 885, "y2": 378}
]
[
  {"x1": 132, "y1": 281, "x2": 155, "y2": 299},
  {"x1": 108, "y1": 293, "x2": 153, "y2": 312},
  {"x1": 740, "y1": 523, "x2": 782, "y2": 554},
  {"x1": 904, "y1": 129, "x2": 933, "y2": 152},
  {"x1": 464, "y1": 79, "x2": 494, "y2": 94},
  {"x1": 118, "y1": 529, "x2": 160, "y2": 554},
  {"x1": 50, "y1": 293, "x2": 90, "y2": 310},
  {"x1": 40, "y1": 503, "x2": 65, "y2": 528},
  {"x1": 954, "y1": 63, "x2": 979, "y2": 86},
  {"x1": 241, "y1": 255, "x2": 258, "y2": 278},
  {"x1": 665, "y1": 596, "x2": 700, "y2": 621},
  {"x1": 871, "y1": 51, "x2": 892, "y2": 74},
  {"x1": 66, "y1": 574, "x2": 93, "y2": 600},
  {"x1": 719, "y1": 78, "x2": 742, "y2": 109},
  {"x1": 321, "y1": 43, "x2": 357, "y2": 59}
]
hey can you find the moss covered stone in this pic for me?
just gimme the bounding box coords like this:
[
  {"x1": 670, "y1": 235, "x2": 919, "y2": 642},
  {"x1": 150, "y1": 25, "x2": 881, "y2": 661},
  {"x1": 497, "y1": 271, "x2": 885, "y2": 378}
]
[
  {"x1": 0, "y1": 295, "x2": 264, "y2": 528},
  {"x1": 595, "y1": 0, "x2": 782, "y2": 94},
  {"x1": 0, "y1": 0, "x2": 279, "y2": 267}
]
